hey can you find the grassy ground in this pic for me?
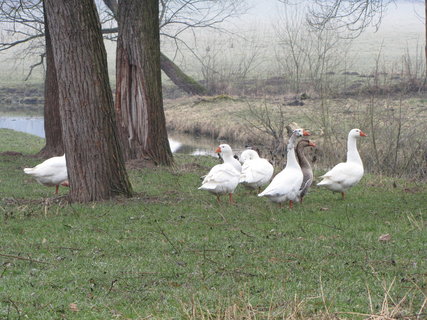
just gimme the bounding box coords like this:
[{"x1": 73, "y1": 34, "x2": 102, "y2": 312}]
[{"x1": 0, "y1": 129, "x2": 426, "y2": 319}]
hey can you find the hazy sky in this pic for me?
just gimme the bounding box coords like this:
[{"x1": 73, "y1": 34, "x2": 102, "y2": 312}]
[
  {"x1": 0, "y1": 0, "x2": 425, "y2": 83},
  {"x1": 243, "y1": 0, "x2": 424, "y2": 31},
  {"x1": 228, "y1": 0, "x2": 425, "y2": 71}
]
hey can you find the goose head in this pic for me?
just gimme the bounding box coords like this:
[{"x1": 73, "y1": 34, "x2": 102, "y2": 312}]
[
  {"x1": 239, "y1": 149, "x2": 260, "y2": 163},
  {"x1": 215, "y1": 144, "x2": 233, "y2": 156},
  {"x1": 293, "y1": 128, "x2": 311, "y2": 137},
  {"x1": 349, "y1": 128, "x2": 367, "y2": 138}
]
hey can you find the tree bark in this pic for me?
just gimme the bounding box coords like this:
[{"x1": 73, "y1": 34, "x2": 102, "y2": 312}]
[
  {"x1": 425, "y1": 0, "x2": 427, "y2": 80},
  {"x1": 37, "y1": 1, "x2": 63, "y2": 158},
  {"x1": 115, "y1": 0, "x2": 173, "y2": 165},
  {"x1": 44, "y1": 0, "x2": 133, "y2": 202},
  {"x1": 101, "y1": 0, "x2": 206, "y2": 96}
]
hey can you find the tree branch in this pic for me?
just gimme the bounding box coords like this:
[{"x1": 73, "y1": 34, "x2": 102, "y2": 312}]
[{"x1": 0, "y1": 33, "x2": 43, "y2": 51}]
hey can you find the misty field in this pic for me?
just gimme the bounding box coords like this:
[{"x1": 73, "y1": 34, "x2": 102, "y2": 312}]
[{"x1": 0, "y1": 130, "x2": 426, "y2": 319}]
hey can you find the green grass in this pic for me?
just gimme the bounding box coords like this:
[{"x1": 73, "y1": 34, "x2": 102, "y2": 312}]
[{"x1": 0, "y1": 129, "x2": 426, "y2": 319}]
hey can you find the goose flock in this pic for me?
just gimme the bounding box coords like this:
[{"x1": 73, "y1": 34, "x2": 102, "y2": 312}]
[
  {"x1": 200, "y1": 128, "x2": 367, "y2": 206},
  {"x1": 23, "y1": 128, "x2": 367, "y2": 206}
]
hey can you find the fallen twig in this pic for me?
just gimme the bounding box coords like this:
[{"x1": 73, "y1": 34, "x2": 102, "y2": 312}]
[
  {"x1": 154, "y1": 220, "x2": 181, "y2": 254},
  {"x1": 0, "y1": 253, "x2": 49, "y2": 264}
]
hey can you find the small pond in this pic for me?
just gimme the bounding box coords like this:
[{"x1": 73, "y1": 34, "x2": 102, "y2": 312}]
[{"x1": 0, "y1": 116, "x2": 244, "y2": 156}]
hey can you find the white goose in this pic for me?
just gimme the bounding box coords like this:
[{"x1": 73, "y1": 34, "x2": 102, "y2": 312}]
[
  {"x1": 317, "y1": 128, "x2": 367, "y2": 199},
  {"x1": 24, "y1": 154, "x2": 69, "y2": 194},
  {"x1": 239, "y1": 149, "x2": 274, "y2": 193},
  {"x1": 199, "y1": 144, "x2": 242, "y2": 203},
  {"x1": 239, "y1": 149, "x2": 256, "y2": 164},
  {"x1": 258, "y1": 129, "x2": 310, "y2": 208}
]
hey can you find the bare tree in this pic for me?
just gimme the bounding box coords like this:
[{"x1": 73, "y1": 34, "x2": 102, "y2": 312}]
[
  {"x1": 101, "y1": 0, "x2": 209, "y2": 95},
  {"x1": 304, "y1": 0, "x2": 394, "y2": 36},
  {"x1": 285, "y1": 0, "x2": 427, "y2": 76},
  {"x1": 274, "y1": 6, "x2": 350, "y2": 94},
  {"x1": 37, "y1": 0, "x2": 63, "y2": 157},
  {"x1": 238, "y1": 101, "x2": 293, "y2": 166},
  {"x1": 115, "y1": 0, "x2": 173, "y2": 165},
  {"x1": 196, "y1": 34, "x2": 264, "y2": 94},
  {"x1": 0, "y1": 0, "x2": 246, "y2": 94},
  {"x1": 44, "y1": 0, "x2": 133, "y2": 202}
]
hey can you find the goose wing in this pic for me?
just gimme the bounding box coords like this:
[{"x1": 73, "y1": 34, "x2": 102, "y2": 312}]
[
  {"x1": 240, "y1": 159, "x2": 273, "y2": 184},
  {"x1": 199, "y1": 163, "x2": 240, "y2": 189},
  {"x1": 318, "y1": 162, "x2": 363, "y2": 187}
]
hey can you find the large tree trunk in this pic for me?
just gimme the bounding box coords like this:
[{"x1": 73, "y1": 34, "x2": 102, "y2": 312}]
[
  {"x1": 44, "y1": 0, "x2": 133, "y2": 202},
  {"x1": 101, "y1": 0, "x2": 206, "y2": 96},
  {"x1": 115, "y1": 0, "x2": 173, "y2": 165},
  {"x1": 37, "y1": 1, "x2": 63, "y2": 158}
]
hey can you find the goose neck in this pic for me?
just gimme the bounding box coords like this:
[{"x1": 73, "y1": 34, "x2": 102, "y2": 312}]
[
  {"x1": 286, "y1": 145, "x2": 300, "y2": 169},
  {"x1": 347, "y1": 135, "x2": 362, "y2": 164},
  {"x1": 296, "y1": 145, "x2": 310, "y2": 169},
  {"x1": 222, "y1": 153, "x2": 234, "y2": 161}
]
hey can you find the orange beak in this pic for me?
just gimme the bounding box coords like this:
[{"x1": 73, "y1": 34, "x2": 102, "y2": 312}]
[
  {"x1": 215, "y1": 146, "x2": 221, "y2": 153},
  {"x1": 360, "y1": 131, "x2": 367, "y2": 137},
  {"x1": 303, "y1": 130, "x2": 310, "y2": 136},
  {"x1": 309, "y1": 142, "x2": 316, "y2": 147}
]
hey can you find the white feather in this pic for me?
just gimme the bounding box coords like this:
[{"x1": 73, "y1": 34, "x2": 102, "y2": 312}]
[
  {"x1": 24, "y1": 154, "x2": 68, "y2": 187},
  {"x1": 239, "y1": 150, "x2": 274, "y2": 190}
]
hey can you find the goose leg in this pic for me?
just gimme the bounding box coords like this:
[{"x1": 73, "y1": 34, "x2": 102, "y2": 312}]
[
  {"x1": 289, "y1": 200, "x2": 293, "y2": 209},
  {"x1": 341, "y1": 192, "x2": 345, "y2": 200},
  {"x1": 55, "y1": 185, "x2": 59, "y2": 194},
  {"x1": 228, "y1": 193, "x2": 234, "y2": 204},
  {"x1": 216, "y1": 195, "x2": 221, "y2": 203}
]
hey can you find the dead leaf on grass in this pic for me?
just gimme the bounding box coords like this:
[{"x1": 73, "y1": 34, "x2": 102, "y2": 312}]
[
  {"x1": 69, "y1": 303, "x2": 79, "y2": 312},
  {"x1": 378, "y1": 234, "x2": 392, "y2": 242},
  {"x1": 268, "y1": 257, "x2": 280, "y2": 263}
]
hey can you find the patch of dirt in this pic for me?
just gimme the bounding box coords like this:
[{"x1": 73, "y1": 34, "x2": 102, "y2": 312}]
[
  {"x1": 2, "y1": 196, "x2": 69, "y2": 206},
  {"x1": 125, "y1": 158, "x2": 157, "y2": 169},
  {"x1": 403, "y1": 187, "x2": 423, "y2": 194},
  {"x1": 0, "y1": 151, "x2": 23, "y2": 157},
  {"x1": 129, "y1": 193, "x2": 169, "y2": 204},
  {"x1": 0, "y1": 151, "x2": 44, "y2": 159},
  {"x1": 179, "y1": 162, "x2": 209, "y2": 173},
  {"x1": 192, "y1": 94, "x2": 240, "y2": 105}
]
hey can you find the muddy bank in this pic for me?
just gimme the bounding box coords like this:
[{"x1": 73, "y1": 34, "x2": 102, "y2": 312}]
[
  {"x1": 0, "y1": 84, "x2": 44, "y2": 115},
  {"x1": 163, "y1": 95, "x2": 317, "y2": 147}
]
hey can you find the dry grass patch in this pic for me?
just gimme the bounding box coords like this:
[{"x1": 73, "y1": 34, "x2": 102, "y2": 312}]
[{"x1": 165, "y1": 94, "x2": 427, "y2": 178}]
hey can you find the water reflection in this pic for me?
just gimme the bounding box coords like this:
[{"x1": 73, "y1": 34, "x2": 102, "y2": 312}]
[
  {"x1": 0, "y1": 116, "x2": 243, "y2": 156},
  {"x1": 167, "y1": 132, "x2": 223, "y2": 156},
  {"x1": 0, "y1": 116, "x2": 45, "y2": 138}
]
